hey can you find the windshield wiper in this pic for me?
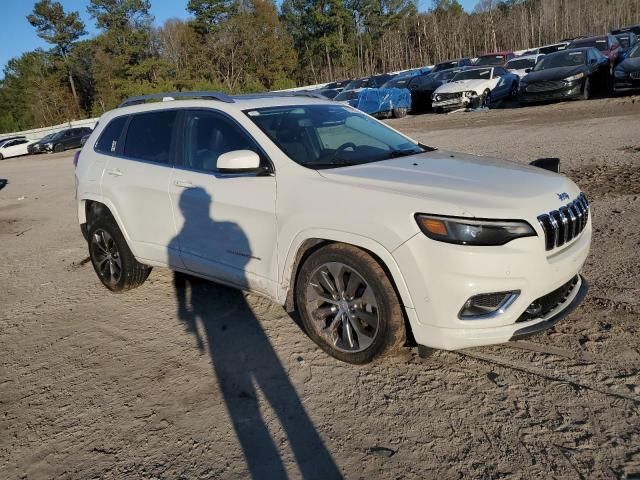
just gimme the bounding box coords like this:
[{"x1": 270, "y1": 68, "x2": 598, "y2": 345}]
[
  {"x1": 308, "y1": 160, "x2": 359, "y2": 169},
  {"x1": 386, "y1": 149, "x2": 423, "y2": 159}
]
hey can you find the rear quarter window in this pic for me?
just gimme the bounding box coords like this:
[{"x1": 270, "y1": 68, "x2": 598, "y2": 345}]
[{"x1": 95, "y1": 116, "x2": 128, "y2": 154}]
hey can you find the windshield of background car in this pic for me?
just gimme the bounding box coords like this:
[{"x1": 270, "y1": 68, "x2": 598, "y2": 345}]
[
  {"x1": 474, "y1": 55, "x2": 504, "y2": 65},
  {"x1": 334, "y1": 90, "x2": 358, "y2": 101},
  {"x1": 572, "y1": 39, "x2": 608, "y2": 51},
  {"x1": 451, "y1": 68, "x2": 492, "y2": 81},
  {"x1": 343, "y1": 78, "x2": 369, "y2": 91},
  {"x1": 617, "y1": 35, "x2": 631, "y2": 48},
  {"x1": 506, "y1": 58, "x2": 536, "y2": 70},
  {"x1": 381, "y1": 77, "x2": 410, "y2": 89},
  {"x1": 629, "y1": 45, "x2": 640, "y2": 58},
  {"x1": 432, "y1": 69, "x2": 460, "y2": 81},
  {"x1": 534, "y1": 51, "x2": 585, "y2": 70},
  {"x1": 434, "y1": 61, "x2": 457, "y2": 72},
  {"x1": 245, "y1": 105, "x2": 425, "y2": 169}
]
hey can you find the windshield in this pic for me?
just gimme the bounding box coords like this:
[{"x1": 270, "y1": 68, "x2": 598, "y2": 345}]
[
  {"x1": 451, "y1": 68, "x2": 492, "y2": 81},
  {"x1": 334, "y1": 90, "x2": 358, "y2": 102},
  {"x1": 381, "y1": 77, "x2": 411, "y2": 89},
  {"x1": 245, "y1": 105, "x2": 426, "y2": 169},
  {"x1": 534, "y1": 51, "x2": 585, "y2": 70},
  {"x1": 539, "y1": 44, "x2": 567, "y2": 54},
  {"x1": 433, "y1": 69, "x2": 461, "y2": 81},
  {"x1": 343, "y1": 78, "x2": 370, "y2": 91},
  {"x1": 474, "y1": 55, "x2": 505, "y2": 66},
  {"x1": 506, "y1": 58, "x2": 536, "y2": 70},
  {"x1": 571, "y1": 39, "x2": 608, "y2": 51},
  {"x1": 616, "y1": 35, "x2": 631, "y2": 48},
  {"x1": 433, "y1": 61, "x2": 458, "y2": 72}
]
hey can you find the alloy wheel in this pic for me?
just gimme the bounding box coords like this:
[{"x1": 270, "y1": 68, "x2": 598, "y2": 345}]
[
  {"x1": 91, "y1": 229, "x2": 122, "y2": 286},
  {"x1": 305, "y1": 262, "x2": 380, "y2": 353}
]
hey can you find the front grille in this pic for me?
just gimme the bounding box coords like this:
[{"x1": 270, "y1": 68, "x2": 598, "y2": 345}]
[
  {"x1": 526, "y1": 81, "x2": 565, "y2": 92},
  {"x1": 517, "y1": 276, "x2": 579, "y2": 322},
  {"x1": 631, "y1": 72, "x2": 640, "y2": 80},
  {"x1": 537, "y1": 193, "x2": 589, "y2": 251},
  {"x1": 437, "y1": 92, "x2": 462, "y2": 100}
]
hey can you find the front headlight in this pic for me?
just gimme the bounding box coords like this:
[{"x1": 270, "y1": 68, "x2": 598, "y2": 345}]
[
  {"x1": 44, "y1": 142, "x2": 53, "y2": 148},
  {"x1": 434, "y1": 94, "x2": 441, "y2": 101},
  {"x1": 564, "y1": 72, "x2": 585, "y2": 82},
  {"x1": 614, "y1": 69, "x2": 627, "y2": 78},
  {"x1": 415, "y1": 214, "x2": 536, "y2": 246}
]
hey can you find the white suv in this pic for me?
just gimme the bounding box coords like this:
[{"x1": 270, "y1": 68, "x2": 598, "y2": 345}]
[{"x1": 75, "y1": 91, "x2": 591, "y2": 364}]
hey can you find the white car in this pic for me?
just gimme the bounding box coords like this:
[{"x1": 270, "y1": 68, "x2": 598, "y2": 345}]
[
  {"x1": 75, "y1": 92, "x2": 591, "y2": 364},
  {"x1": 431, "y1": 67, "x2": 520, "y2": 112},
  {"x1": 0, "y1": 137, "x2": 33, "y2": 160},
  {"x1": 506, "y1": 54, "x2": 545, "y2": 78}
]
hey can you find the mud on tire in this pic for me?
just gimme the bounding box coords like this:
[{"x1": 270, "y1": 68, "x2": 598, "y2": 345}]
[{"x1": 295, "y1": 243, "x2": 406, "y2": 364}]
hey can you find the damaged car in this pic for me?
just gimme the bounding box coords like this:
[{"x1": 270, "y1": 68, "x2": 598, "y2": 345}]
[
  {"x1": 431, "y1": 66, "x2": 519, "y2": 112},
  {"x1": 613, "y1": 44, "x2": 640, "y2": 93},
  {"x1": 408, "y1": 67, "x2": 468, "y2": 113},
  {"x1": 506, "y1": 54, "x2": 544, "y2": 78}
]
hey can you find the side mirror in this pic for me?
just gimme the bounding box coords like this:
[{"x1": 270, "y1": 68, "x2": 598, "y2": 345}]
[
  {"x1": 217, "y1": 150, "x2": 261, "y2": 173},
  {"x1": 529, "y1": 157, "x2": 560, "y2": 173}
]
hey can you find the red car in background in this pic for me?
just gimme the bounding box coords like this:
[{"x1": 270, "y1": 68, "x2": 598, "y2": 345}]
[
  {"x1": 473, "y1": 51, "x2": 516, "y2": 66},
  {"x1": 568, "y1": 35, "x2": 622, "y2": 69}
]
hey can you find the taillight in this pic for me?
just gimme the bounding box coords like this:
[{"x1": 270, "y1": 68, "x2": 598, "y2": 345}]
[{"x1": 73, "y1": 151, "x2": 80, "y2": 168}]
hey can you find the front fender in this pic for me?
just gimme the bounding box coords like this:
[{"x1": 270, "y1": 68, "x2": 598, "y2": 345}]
[{"x1": 278, "y1": 228, "x2": 415, "y2": 309}]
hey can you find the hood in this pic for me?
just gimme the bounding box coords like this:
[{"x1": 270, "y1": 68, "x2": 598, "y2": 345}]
[
  {"x1": 618, "y1": 56, "x2": 640, "y2": 72},
  {"x1": 523, "y1": 65, "x2": 584, "y2": 83},
  {"x1": 509, "y1": 68, "x2": 529, "y2": 78},
  {"x1": 317, "y1": 150, "x2": 581, "y2": 218},
  {"x1": 435, "y1": 78, "x2": 493, "y2": 94}
]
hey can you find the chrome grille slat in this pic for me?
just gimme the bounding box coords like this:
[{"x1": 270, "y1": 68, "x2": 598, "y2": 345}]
[{"x1": 537, "y1": 193, "x2": 589, "y2": 251}]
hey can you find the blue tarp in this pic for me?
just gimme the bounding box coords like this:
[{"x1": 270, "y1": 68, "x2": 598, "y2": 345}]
[{"x1": 346, "y1": 87, "x2": 412, "y2": 116}]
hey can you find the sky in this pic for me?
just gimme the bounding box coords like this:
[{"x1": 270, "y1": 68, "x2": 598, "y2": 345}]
[{"x1": 0, "y1": 0, "x2": 478, "y2": 75}]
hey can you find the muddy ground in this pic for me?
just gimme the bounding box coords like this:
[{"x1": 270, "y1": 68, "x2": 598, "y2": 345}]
[{"x1": 1, "y1": 96, "x2": 639, "y2": 479}]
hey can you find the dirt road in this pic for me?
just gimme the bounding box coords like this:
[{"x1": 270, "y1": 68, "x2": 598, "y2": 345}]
[{"x1": 1, "y1": 97, "x2": 639, "y2": 479}]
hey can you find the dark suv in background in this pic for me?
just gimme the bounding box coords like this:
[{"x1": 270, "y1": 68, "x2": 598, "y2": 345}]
[{"x1": 42, "y1": 127, "x2": 93, "y2": 153}]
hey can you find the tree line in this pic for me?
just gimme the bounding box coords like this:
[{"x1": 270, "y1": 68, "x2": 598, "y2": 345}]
[{"x1": 1, "y1": 0, "x2": 638, "y2": 133}]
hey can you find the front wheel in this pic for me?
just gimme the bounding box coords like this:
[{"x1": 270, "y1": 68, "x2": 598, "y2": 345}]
[
  {"x1": 393, "y1": 107, "x2": 408, "y2": 118},
  {"x1": 295, "y1": 244, "x2": 405, "y2": 364},
  {"x1": 582, "y1": 78, "x2": 591, "y2": 100},
  {"x1": 53, "y1": 144, "x2": 64, "y2": 153},
  {"x1": 482, "y1": 89, "x2": 492, "y2": 107},
  {"x1": 88, "y1": 214, "x2": 151, "y2": 292}
]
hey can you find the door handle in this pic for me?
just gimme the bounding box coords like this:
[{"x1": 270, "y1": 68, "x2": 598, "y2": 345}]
[
  {"x1": 174, "y1": 180, "x2": 195, "y2": 189},
  {"x1": 106, "y1": 168, "x2": 123, "y2": 177}
]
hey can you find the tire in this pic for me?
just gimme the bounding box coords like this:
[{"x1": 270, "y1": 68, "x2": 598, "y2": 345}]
[
  {"x1": 393, "y1": 107, "x2": 408, "y2": 118},
  {"x1": 295, "y1": 243, "x2": 405, "y2": 364},
  {"x1": 482, "y1": 89, "x2": 492, "y2": 108},
  {"x1": 582, "y1": 78, "x2": 591, "y2": 100},
  {"x1": 0, "y1": 154, "x2": 4, "y2": 160},
  {"x1": 88, "y1": 213, "x2": 151, "y2": 292},
  {"x1": 53, "y1": 144, "x2": 64, "y2": 153},
  {"x1": 510, "y1": 82, "x2": 518, "y2": 98}
]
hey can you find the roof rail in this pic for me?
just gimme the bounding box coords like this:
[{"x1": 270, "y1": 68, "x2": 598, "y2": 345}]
[
  {"x1": 233, "y1": 91, "x2": 327, "y2": 101},
  {"x1": 118, "y1": 91, "x2": 235, "y2": 108}
]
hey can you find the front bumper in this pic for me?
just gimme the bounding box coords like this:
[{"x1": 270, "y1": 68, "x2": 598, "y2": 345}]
[
  {"x1": 613, "y1": 77, "x2": 640, "y2": 92},
  {"x1": 520, "y1": 82, "x2": 582, "y2": 103},
  {"x1": 393, "y1": 218, "x2": 591, "y2": 350},
  {"x1": 432, "y1": 94, "x2": 480, "y2": 111}
]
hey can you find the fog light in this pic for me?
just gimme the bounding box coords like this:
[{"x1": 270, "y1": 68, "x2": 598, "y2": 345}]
[{"x1": 459, "y1": 291, "x2": 519, "y2": 319}]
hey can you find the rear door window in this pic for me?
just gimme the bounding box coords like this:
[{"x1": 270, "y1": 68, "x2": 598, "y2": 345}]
[
  {"x1": 124, "y1": 110, "x2": 178, "y2": 164},
  {"x1": 95, "y1": 115, "x2": 128, "y2": 154}
]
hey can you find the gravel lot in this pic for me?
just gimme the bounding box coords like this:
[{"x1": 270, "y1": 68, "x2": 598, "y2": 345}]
[{"x1": 1, "y1": 97, "x2": 639, "y2": 479}]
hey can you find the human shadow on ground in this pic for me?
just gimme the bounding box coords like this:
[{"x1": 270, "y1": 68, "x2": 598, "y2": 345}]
[{"x1": 169, "y1": 187, "x2": 341, "y2": 479}]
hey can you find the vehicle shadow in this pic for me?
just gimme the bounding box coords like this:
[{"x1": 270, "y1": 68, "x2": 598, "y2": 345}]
[
  {"x1": 0, "y1": 179, "x2": 7, "y2": 191},
  {"x1": 169, "y1": 187, "x2": 341, "y2": 480}
]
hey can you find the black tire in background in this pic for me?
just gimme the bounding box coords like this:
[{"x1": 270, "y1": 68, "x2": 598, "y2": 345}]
[
  {"x1": 393, "y1": 107, "x2": 408, "y2": 118},
  {"x1": 53, "y1": 144, "x2": 64, "y2": 153},
  {"x1": 295, "y1": 243, "x2": 406, "y2": 364},
  {"x1": 88, "y1": 214, "x2": 151, "y2": 292},
  {"x1": 582, "y1": 78, "x2": 592, "y2": 100}
]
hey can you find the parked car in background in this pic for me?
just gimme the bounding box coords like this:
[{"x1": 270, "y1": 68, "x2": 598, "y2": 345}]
[
  {"x1": 0, "y1": 137, "x2": 33, "y2": 160},
  {"x1": 0, "y1": 136, "x2": 28, "y2": 146},
  {"x1": 506, "y1": 54, "x2": 544, "y2": 78},
  {"x1": 611, "y1": 24, "x2": 640, "y2": 36},
  {"x1": 432, "y1": 66, "x2": 519, "y2": 112},
  {"x1": 520, "y1": 48, "x2": 610, "y2": 104},
  {"x1": 80, "y1": 133, "x2": 92, "y2": 146},
  {"x1": 324, "y1": 79, "x2": 351, "y2": 91},
  {"x1": 613, "y1": 44, "x2": 640, "y2": 93},
  {"x1": 42, "y1": 127, "x2": 93, "y2": 153},
  {"x1": 408, "y1": 67, "x2": 468, "y2": 113},
  {"x1": 568, "y1": 35, "x2": 622, "y2": 68},
  {"x1": 338, "y1": 74, "x2": 395, "y2": 95},
  {"x1": 28, "y1": 133, "x2": 56, "y2": 154},
  {"x1": 615, "y1": 32, "x2": 638, "y2": 56},
  {"x1": 431, "y1": 58, "x2": 472, "y2": 73},
  {"x1": 523, "y1": 42, "x2": 569, "y2": 56},
  {"x1": 473, "y1": 51, "x2": 515, "y2": 66}
]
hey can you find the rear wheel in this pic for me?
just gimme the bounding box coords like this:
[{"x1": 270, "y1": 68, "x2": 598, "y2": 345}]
[
  {"x1": 295, "y1": 244, "x2": 405, "y2": 364},
  {"x1": 482, "y1": 89, "x2": 492, "y2": 107},
  {"x1": 88, "y1": 214, "x2": 151, "y2": 292},
  {"x1": 0, "y1": 154, "x2": 4, "y2": 160},
  {"x1": 393, "y1": 107, "x2": 408, "y2": 118},
  {"x1": 53, "y1": 144, "x2": 64, "y2": 153}
]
